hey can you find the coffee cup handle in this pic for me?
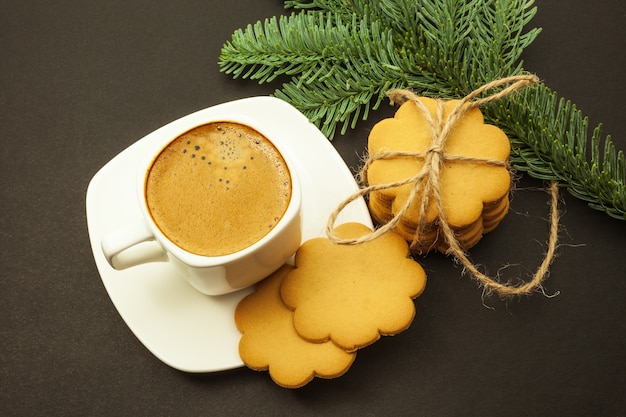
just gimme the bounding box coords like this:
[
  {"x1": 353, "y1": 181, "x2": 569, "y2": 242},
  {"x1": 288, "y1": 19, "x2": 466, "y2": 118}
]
[{"x1": 101, "y1": 222, "x2": 168, "y2": 269}]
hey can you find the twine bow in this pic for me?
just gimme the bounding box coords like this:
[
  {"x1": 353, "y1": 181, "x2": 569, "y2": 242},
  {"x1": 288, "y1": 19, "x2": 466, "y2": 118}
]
[{"x1": 326, "y1": 75, "x2": 561, "y2": 298}]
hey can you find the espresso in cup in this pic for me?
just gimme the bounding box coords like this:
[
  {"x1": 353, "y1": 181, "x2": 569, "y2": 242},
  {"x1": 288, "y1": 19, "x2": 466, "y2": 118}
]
[{"x1": 145, "y1": 122, "x2": 292, "y2": 257}]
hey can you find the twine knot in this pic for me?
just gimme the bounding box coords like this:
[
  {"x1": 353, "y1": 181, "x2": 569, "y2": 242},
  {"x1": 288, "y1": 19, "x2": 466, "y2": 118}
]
[
  {"x1": 327, "y1": 74, "x2": 562, "y2": 298},
  {"x1": 427, "y1": 145, "x2": 444, "y2": 157}
]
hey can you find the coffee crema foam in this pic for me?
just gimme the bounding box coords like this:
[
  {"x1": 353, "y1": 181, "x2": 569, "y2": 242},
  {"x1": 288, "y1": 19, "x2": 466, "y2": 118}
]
[{"x1": 145, "y1": 122, "x2": 292, "y2": 256}]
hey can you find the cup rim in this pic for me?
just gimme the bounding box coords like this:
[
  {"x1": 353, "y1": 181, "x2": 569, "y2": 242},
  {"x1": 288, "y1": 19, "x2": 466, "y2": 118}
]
[{"x1": 135, "y1": 113, "x2": 302, "y2": 267}]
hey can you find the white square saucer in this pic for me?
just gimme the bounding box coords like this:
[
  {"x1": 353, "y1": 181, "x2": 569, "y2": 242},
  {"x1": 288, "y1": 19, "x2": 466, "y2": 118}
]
[{"x1": 86, "y1": 97, "x2": 372, "y2": 373}]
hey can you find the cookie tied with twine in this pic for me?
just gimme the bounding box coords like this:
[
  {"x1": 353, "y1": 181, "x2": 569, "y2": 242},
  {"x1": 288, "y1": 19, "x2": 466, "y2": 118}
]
[
  {"x1": 327, "y1": 75, "x2": 561, "y2": 298},
  {"x1": 366, "y1": 90, "x2": 512, "y2": 254}
]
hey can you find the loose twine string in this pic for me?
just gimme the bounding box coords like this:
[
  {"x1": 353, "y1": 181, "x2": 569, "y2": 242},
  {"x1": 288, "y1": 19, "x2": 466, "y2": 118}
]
[{"x1": 326, "y1": 74, "x2": 561, "y2": 298}]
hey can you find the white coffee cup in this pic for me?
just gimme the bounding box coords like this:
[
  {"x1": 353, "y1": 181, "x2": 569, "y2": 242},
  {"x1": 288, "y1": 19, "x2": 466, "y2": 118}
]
[{"x1": 100, "y1": 114, "x2": 302, "y2": 295}]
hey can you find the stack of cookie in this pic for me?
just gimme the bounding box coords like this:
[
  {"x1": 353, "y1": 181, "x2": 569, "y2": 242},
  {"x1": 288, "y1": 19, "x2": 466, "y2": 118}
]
[
  {"x1": 235, "y1": 222, "x2": 427, "y2": 388},
  {"x1": 365, "y1": 97, "x2": 512, "y2": 254}
]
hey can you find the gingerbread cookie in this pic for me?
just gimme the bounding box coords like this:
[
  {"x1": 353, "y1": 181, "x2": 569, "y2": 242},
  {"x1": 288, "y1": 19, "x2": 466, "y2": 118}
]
[
  {"x1": 280, "y1": 222, "x2": 427, "y2": 352},
  {"x1": 235, "y1": 264, "x2": 356, "y2": 389},
  {"x1": 366, "y1": 97, "x2": 511, "y2": 254}
]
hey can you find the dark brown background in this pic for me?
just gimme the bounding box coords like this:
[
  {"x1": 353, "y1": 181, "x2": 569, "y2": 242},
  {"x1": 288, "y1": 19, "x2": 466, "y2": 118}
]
[{"x1": 2, "y1": 1, "x2": 625, "y2": 415}]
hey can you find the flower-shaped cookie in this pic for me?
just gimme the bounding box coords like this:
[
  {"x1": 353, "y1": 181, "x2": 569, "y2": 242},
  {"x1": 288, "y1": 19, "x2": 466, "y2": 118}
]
[
  {"x1": 367, "y1": 97, "x2": 511, "y2": 233},
  {"x1": 280, "y1": 222, "x2": 427, "y2": 352},
  {"x1": 235, "y1": 264, "x2": 355, "y2": 389}
]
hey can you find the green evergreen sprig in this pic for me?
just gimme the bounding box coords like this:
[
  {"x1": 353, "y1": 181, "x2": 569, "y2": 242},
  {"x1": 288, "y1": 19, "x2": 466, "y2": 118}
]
[{"x1": 218, "y1": 0, "x2": 625, "y2": 220}]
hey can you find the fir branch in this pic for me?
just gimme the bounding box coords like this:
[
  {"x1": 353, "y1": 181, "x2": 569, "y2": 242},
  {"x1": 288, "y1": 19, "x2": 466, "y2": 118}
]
[
  {"x1": 218, "y1": 0, "x2": 625, "y2": 220},
  {"x1": 487, "y1": 87, "x2": 626, "y2": 219}
]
